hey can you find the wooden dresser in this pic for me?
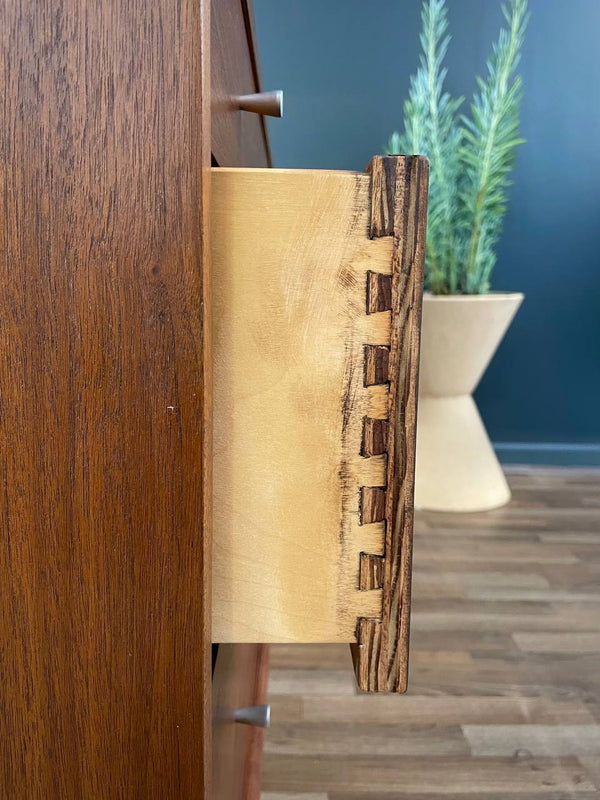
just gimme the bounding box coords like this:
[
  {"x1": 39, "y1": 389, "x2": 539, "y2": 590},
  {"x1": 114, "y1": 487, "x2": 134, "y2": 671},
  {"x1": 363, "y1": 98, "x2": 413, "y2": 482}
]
[{"x1": 0, "y1": 1, "x2": 427, "y2": 797}]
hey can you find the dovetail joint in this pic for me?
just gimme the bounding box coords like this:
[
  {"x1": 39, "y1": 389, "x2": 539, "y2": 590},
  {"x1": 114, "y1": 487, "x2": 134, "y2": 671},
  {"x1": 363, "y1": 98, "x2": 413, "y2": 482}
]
[
  {"x1": 366, "y1": 271, "x2": 392, "y2": 314},
  {"x1": 364, "y1": 344, "x2": 390, "y2": 387},
  {"x1": 358, "y1": 268, "x2": 392, "y2": 595}
]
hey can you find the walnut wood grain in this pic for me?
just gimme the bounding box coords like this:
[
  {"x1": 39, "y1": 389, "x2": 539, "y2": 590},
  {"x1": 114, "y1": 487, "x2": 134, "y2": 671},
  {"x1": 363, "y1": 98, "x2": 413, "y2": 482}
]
[
  {"x1": 360, "y1": 487, "x2": 387, "y2": 525},
  {"x1": 367, "y1": 272, "x2": 393, "y2": 314},
  {"x1": 213, "y1": 644, "x2": 270, "y2": 800},
  {"x1": 210, "y1": 3, "x2": 273, "y2": 793},
  {"x1": 352, "y1": 155, "x2": 429, "y2": 693},
  {"x1": 359, "y1": 554, "x2": 385, "y2": 591},
  {"x1": 0, "y1": 1, "x2": 212, "y2": 795},
  {"x1": 364, "y1": 345, "x2": 391, "y2": 386},
  {"x1": 243, "y1": 644, "x2": 271, "y2": 799},
  {"x1": 211, "y1": 0, "x2": 271, "y2": 167},
  {"x1": 361, "y1": 418, "x2": 390, "y2": 458}
]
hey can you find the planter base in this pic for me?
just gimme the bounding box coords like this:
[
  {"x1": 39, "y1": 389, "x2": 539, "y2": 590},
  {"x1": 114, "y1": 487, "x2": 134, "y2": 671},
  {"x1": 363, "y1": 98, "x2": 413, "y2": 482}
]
[{"x1": 415, "y1": 394, "x2": 511, "y2": 512}]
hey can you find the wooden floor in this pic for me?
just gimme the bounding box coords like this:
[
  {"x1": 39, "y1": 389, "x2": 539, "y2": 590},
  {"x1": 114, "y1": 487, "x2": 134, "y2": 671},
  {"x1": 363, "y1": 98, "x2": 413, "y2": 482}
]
[{"x1": 261, "y1": 467, "x2": 600, "y2": 798}]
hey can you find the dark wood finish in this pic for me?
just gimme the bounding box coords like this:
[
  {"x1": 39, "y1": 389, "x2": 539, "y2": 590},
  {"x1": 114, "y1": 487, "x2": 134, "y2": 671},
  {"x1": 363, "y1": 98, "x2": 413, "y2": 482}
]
[
  {"x1": 359, "y1": 554, "x2": 385, "y2": 591},
  {"x1": 210, "y1": 1, "x2": 272, "y2": 794},
  {"x1": 353, "y1": 155, "x2": 429, "y2": 693},
  {"x1": 366, "y1": 271, "x2": 393, "y2": 314},
  {"x1": 364, "y1": 345, "x2": 390, "y2": 386},
  {"x1": 211, "y1": 0, "x2": 271, "y2": 167},
  {"x1": 0, "y1": 1, "x2": 212, "y2": 796},
  {"x1": 263, "y1": 467, "x2": 600, "y2": 797},
  {"x1": 361, "y1": 418, "x2": 389, "y2": 458},
  {"x1": 213, "y1": 644, "x2": 270, "y2": 800},
  {"x1": 243, "y1": 644, "x2": 271, "y2": 799},
  {"x1": 209, "y1": 0, "x2": 272, "y2": 794},
  {"x1": 360, "y1": 487, "x2": 387, "y2": 525}
]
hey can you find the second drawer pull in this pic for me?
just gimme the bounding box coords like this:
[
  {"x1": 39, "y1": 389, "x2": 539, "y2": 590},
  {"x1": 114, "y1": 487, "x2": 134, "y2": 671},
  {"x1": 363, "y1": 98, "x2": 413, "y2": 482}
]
[
  {"x1": 233, "y1": 704, "x2": 271, "y2": 728},
  {"x1": 236, "y1": 91, "x2": 283, "y2": 117}
]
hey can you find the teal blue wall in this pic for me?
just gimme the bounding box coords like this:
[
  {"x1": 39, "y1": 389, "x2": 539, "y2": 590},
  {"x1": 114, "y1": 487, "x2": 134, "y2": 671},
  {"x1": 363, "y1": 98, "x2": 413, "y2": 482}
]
[{"x1": 253, "y1": 0, "x2": 600, "y2": 465}]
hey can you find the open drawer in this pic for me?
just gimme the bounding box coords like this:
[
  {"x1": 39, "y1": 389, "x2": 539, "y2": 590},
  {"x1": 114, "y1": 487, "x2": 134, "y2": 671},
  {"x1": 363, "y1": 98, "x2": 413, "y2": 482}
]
[{"x1": 211, "y1": 155, "x2": 428, "y2": 692}]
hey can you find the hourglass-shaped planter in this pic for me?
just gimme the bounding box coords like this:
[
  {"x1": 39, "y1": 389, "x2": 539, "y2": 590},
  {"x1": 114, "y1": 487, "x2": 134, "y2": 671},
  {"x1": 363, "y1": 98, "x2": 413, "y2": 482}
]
[{"x1": 415, "y1": 293, "x2": 524, "y2": 512}]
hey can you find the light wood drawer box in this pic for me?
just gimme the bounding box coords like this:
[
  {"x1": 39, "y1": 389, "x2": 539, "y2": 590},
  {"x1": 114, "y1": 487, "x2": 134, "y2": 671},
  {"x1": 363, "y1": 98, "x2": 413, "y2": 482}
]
[{"x1": 211, "y1": 155, "x2": 429, "y2": 692}]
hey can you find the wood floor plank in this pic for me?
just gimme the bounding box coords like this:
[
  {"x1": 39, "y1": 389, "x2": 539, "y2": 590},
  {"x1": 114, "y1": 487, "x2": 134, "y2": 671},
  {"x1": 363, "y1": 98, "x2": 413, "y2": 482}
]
[
  {"x1": 261, "y1": 794, "x2": 328, "y2": 800},
  {"x1": 409, "y1": 630, "x2": 519, "y2": 653},
  {"x1": 466, "y1": 588, "x2": 600, "y2": 602},
  {"x1": 262, "y1": 755, "x2": 597, "y2": 793},
  {"x1": 407, "y1": 653, "x2": 600, "y2": 699},
  {"x1": 540, "y1": 533, "x2": 600, "y2": 544},
  {"x1": 415, "y1": 570, "x2": 552, "y2": 589},
  {"x1": 299, "y1": 696, "x2": 595, "y2": 725},
  {"x1": 415, "y1": 562, "x2": 598, "y2": 593},
  {"x1": 578, "y1": 756, "x2": 600, "y2": 789},
  {"x1": 414, "y1": 540, "x2": 582, "y2": 563},
  {"x1": 463, "y1": 725, "x2": 600, "y2": 757},
  {"x1": 328, "y1": 793, "x2": 600, "y2": 800},
  {"x1": 269, "y1": 695, "x2": 304, "y2": 723},
  {"x1": 409, "y1": 650, "x2": 474, "y2": 667},
  {"x1": 412, "y1": 598, "x2": 553, "y2": 614},
  {"x1": 263, "y1": 469, "x2": 600, "y2": 797},
  {"x1": 512, "y1": 633, "x2": 600, "y2": 653},
  {"x1": 414, "y1": 525, "x2": 545, "y2": 539},
  {"x1": 269, "y1": 645, "x2": 355, "y2": 671},
  {"x1": 412, "y1": 608, "x2": 600, "y2": 632},
  {"x1": 268, "y1": 670, "x2": 356, "y2": 696},
  {"x1": 264, "y1": 722, "x2": 470, "y2": 757}
]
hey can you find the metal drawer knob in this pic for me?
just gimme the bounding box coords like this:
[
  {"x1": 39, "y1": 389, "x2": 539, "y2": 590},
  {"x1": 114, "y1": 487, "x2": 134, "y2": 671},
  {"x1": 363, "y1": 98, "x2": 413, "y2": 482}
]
[
  {"x1": 236, "y1": 91, "x2": 283, "y2": 118},
  {"x1": 233, "y1": 704, "x2": 271, "y2": 728}
]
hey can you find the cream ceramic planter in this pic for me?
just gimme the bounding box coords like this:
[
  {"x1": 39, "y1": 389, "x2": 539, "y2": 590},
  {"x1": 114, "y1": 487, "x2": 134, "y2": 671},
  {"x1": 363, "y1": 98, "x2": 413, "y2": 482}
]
[{"x1": 415, "y1": 293, "x2": 524, "y2": 512}]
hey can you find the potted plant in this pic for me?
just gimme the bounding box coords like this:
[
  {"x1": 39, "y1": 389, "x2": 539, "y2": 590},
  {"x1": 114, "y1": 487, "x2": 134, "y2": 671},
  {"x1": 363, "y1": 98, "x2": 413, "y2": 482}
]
[{"x1": 388, "y1": 0, "x2": 529, "y2": 511}]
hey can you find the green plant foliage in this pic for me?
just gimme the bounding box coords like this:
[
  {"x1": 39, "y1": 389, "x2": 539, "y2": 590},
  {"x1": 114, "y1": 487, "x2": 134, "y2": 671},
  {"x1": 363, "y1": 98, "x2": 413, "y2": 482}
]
[{"x1": 388, "y1": 0, "x2": 529, "y2": 294}]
